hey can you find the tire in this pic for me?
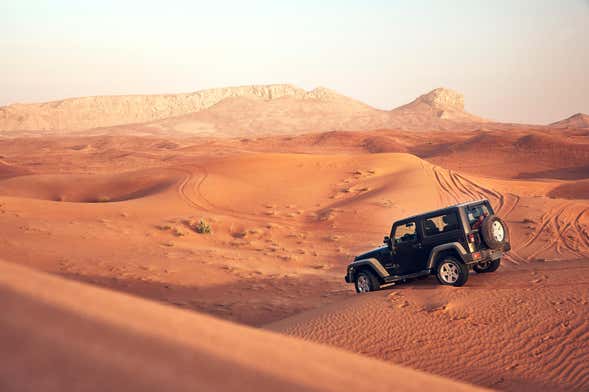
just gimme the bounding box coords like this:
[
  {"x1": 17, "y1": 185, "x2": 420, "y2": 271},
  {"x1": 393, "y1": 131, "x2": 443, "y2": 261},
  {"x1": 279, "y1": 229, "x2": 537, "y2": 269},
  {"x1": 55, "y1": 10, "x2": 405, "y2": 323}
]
[
  {"x1": 436, "y1": 257, "x2": 469, "y2": 286},
  {"x1": 354, "y1": 270, "x2": 381, "y2": 293},
  {"x1": 480, "y1": 215, "x2": 509, "y2": 249},
  {"x1": 473, "y1": 258, "x2": 500, "y2": 273}
]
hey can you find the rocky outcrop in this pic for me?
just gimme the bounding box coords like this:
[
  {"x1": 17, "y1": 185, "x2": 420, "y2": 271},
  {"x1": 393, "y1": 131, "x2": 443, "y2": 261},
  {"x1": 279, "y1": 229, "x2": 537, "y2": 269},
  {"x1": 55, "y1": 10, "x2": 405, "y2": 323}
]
[
  {"x1": 0, "y1": 84, "x2": 314, "y2": 131},
  {"x1": 411, "y1": 88, "x2": 465, "y2": 111},
  {"x1": 0, "y1": 84, "x2": 486, "y2": 134},
  {"x1": 550, "y1": 113, "x2": 589, "y2": 129},
  {"x1": 390, "y1": 87, "x2": 484, "y2": 123}
]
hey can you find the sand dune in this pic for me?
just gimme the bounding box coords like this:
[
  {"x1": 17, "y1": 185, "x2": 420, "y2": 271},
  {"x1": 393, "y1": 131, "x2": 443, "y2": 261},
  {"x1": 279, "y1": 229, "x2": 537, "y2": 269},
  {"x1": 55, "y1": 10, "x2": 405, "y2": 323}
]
[
  {"x1": 409, "y1": 130, "x2": 589, "y2": 179},
  {"x1": 549, "y1": 179, "x2": 589, "y2": 200},
  {"x1": 1, "y1": 119, "x2": 588, "y2": 391},
  {"x1": 0, "y1": 160, "x2": 29, "y2": 179},
  {"x1": 267, "y1": 260, "x2": 589, "y2": 391},
  {"x1": 0, "y1": 168, "x2": 181, "y2": 202},
  {"x1": 0, "y1": 260, "x2": 484, "y2": 392}
]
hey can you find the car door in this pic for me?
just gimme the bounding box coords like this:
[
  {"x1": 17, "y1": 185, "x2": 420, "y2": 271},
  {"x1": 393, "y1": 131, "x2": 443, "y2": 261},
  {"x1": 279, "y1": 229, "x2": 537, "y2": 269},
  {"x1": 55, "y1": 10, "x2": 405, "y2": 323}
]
[{"x1": 391, "y1": 220, "x2": 426, "y2": 275}]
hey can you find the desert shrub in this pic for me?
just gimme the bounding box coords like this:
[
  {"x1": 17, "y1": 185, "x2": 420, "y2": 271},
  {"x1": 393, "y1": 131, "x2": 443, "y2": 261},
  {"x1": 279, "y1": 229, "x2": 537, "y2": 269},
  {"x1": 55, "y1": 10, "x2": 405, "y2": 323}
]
[
  {"x1": 192, "y1": 219, "x2": 212, "y2": 234},
  {"x1": 96, "y1": 196, "x2": 111, "y2": 203}
]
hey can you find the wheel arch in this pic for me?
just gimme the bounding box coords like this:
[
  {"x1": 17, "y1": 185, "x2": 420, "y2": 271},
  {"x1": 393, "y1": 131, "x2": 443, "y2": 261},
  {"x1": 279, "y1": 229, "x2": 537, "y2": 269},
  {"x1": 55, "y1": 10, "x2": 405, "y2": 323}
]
[
  {"x1": 349, "y1": 258, "x2": 389, "y2": 283},
  {"x1": 426, "y1": 243, "x2": 468, "y2": 270}
]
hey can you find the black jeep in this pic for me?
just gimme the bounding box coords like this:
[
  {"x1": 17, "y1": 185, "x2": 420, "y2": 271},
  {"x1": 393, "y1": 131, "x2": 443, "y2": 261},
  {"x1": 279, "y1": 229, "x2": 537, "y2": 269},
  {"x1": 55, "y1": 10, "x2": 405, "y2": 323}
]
[{"x1": 345, "y1": 199, "x2": 510, "y2": 292}]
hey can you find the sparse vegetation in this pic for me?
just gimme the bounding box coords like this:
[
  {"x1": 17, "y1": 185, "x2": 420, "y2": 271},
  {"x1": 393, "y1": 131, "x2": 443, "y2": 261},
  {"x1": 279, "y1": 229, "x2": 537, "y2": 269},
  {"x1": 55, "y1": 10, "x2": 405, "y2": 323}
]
[
  {"x1": 96, "y1": 196, "x2": 111, "y2": 203},
  {"x1": 190, "y1": 219, "x2": 212, "y2": 234}
]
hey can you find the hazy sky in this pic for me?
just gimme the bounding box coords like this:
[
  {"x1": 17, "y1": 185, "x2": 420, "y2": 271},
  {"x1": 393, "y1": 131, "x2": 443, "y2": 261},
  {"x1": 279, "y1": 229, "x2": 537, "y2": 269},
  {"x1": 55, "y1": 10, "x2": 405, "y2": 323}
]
[{"x1": 1, "y1": 0, "x2": 587, "y2": 123}]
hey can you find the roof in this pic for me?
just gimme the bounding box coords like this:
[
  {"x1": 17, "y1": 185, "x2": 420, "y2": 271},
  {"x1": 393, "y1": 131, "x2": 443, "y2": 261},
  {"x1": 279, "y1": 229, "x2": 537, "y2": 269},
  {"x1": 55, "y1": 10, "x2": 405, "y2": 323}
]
[{"x1": 398, "y1": 199, "x2": 488, "y2": 222}]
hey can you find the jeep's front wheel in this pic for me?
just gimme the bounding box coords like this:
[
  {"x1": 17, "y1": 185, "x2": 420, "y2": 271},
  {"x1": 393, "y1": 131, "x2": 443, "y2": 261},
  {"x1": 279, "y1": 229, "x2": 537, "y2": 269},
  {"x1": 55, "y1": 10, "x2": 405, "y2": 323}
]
[
  {"x1": 436, "y1": 257, "x2": 469, "y2": 286},
  {"x1": 473, "y1": 258, "x2": 500, "y2": 273},
  {"x1": 355, "y1": 270, "x2": 381, "y2": 293}
]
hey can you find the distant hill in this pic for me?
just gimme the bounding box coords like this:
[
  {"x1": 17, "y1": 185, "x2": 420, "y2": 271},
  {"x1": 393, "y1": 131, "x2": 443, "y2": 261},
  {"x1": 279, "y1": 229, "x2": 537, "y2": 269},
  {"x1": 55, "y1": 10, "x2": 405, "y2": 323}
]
[
  {"x1": 0, "y1": 84, "x2": 313, "y2": 131},
  {"x1": 1, "y1": 84, "x2": 485, "y2": 135},
  {"x1": 550, "y1": 113, "x2": 589, "y2": 129}
]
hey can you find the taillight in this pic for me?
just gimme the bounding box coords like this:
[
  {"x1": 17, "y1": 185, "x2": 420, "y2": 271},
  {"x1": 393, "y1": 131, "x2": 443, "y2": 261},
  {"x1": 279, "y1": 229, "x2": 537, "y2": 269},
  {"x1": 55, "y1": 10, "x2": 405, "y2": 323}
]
[{"x1": 468, "y1": 233, "x2": 475, "y2": 243}]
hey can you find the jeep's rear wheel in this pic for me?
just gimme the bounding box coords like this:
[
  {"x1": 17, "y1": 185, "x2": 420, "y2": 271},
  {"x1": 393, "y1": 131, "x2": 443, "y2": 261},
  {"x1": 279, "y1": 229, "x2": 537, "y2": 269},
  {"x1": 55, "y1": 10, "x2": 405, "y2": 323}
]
[
  {"x1": 355, "y1": 270, "x2": 380, "y2": 293},
  {"x1": 436, "y1": 257, "x2": 469, "y2": 286},
  {"x1": 473, "y1": 258, "x2": 500, "y2": 273}
]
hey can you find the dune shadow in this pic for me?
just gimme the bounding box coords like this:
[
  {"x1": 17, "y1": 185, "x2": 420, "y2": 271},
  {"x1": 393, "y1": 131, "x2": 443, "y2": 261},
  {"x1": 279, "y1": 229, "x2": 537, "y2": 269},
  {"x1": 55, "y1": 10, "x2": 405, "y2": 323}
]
[
  {"x1": 0, "y1": 169, "x2": 181, "y2": 203},
  {"x1": 516, "y1": 164, "x2": 589, "y2": 180},
  {"x1": 54, "y1": 271, "x2": 351, "y2": 327}
]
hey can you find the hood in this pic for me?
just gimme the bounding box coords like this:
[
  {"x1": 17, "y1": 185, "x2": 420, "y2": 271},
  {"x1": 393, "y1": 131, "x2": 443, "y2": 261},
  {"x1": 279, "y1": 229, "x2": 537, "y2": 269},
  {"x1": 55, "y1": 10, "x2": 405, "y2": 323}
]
[{"x1": 354, "y1": 246, "x2": 388, "y2": 261}]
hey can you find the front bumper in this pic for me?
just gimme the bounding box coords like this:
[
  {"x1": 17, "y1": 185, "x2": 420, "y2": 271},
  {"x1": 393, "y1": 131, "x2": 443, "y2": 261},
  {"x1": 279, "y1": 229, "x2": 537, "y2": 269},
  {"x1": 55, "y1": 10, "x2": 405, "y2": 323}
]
[{"x1": 344, "y1": 266, "x2": 353, "y2": 283}]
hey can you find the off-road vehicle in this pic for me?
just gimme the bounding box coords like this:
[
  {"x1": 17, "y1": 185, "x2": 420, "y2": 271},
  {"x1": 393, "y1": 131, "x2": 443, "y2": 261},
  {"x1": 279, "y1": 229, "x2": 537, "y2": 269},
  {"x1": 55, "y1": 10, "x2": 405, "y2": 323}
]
[{"x1": 345, "y1": 199, "x2": 510, "y2": 292}]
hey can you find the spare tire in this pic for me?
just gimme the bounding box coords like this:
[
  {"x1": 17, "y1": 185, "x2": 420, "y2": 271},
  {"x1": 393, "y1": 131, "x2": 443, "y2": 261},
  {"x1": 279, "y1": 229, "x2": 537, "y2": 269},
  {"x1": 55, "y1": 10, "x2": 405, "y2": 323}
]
[{"x1": 480, "y1": 215, "x2": 509, "y2": 249}]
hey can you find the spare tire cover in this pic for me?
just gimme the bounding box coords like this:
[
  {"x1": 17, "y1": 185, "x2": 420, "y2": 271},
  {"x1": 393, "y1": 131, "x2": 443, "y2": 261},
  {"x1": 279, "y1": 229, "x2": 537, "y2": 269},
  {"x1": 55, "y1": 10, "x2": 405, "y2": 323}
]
[{"x1": 480, "y1": 215, "x2": 509, "y2": 249}]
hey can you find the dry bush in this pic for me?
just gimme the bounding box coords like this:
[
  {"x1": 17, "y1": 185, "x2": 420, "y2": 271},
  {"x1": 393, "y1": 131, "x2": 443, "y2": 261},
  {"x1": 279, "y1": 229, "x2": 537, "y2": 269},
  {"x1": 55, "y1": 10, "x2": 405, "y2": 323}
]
[{"x1": 189, "y1": 219, "x2": 212, "y2": 234}]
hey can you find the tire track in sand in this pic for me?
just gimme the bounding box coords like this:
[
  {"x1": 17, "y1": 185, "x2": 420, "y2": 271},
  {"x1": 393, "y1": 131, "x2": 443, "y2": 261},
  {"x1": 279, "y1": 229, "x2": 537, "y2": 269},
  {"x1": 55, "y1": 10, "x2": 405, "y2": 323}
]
[
  {"x1": 174, "y1": 166, "x2": 312, "y2": 227},
  {"x1": 522, "y1": 203, "x2": 589, "y2": 261},
  {"x1": 431, "y1": 166, "x2": 530, "y2": 264},
  {"x1": 174, "y1": 167, "x2": 211, "y2": 211}
]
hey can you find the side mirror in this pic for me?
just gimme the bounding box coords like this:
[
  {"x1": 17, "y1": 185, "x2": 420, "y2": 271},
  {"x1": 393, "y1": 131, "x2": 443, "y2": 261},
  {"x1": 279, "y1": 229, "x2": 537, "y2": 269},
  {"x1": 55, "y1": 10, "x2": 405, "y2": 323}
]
[{"x1": 384, "y1": 236, "x2": 392, "y2": 249}]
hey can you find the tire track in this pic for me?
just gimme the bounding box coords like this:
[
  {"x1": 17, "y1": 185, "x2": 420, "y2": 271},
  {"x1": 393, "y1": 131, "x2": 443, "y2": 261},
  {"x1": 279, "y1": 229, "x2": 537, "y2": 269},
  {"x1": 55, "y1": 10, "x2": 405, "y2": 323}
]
[
  {"x1": 174, "y1": 167, "x2": 210, "y2": 211},
  {"x1": 520, "y1": 208, "x2": 554, "y2": 250},
  {"x1": 452, "y1": 171, "x2": 504, "y2": 213},
  {"x1": 431, "y1": 165, "x2": 589, "y2": 261},
  {"x1": 173, "y1": 165, "x2": 312, "y2": 228},
  {"x1": 448, "y1": 170, "x2": 479, "y2": 201},
  {"x1": 432, "y1": 166, "x2": 514, "y2": 218},
  {"x1": 573, "y1": 208, "x2": 589, "y2": 249},
  {"x1": 432, "y1": 167, "x2": 460, "y2": 204},
  {"x1": 522, "y1": 203, "x2": 589, "y2": 260}
]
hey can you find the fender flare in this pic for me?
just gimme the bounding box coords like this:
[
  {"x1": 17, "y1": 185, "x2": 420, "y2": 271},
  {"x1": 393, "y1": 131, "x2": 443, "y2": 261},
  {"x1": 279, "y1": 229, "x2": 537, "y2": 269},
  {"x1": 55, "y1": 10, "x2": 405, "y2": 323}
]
[
  {"x1": 348, "y1": 258, "x2": 390, "y2": 280},
  {"x1": 426, "y1": 242, "x2": 468, "y2": 270}
]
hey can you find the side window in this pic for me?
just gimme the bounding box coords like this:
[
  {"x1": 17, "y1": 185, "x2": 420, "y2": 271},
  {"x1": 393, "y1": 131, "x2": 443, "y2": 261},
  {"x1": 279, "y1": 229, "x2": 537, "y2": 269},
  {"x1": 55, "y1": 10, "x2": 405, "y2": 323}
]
[
  {"x1": 423, "y1": 212, "x2": 459, "y2": 236},
  {"x1": 394, "y1": 221, "x2": 416, "y2": 243}
]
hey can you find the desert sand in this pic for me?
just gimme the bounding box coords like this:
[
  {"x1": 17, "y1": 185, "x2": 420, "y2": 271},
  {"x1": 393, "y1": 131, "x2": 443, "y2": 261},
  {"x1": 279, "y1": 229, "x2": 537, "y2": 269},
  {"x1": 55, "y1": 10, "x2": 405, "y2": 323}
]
[
  {"x1": 0, "y1": 260, "x2": 484, "y2": 392},
  {"x1": 0, "y1": 85, "x2": 587, "y2": 391}
]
